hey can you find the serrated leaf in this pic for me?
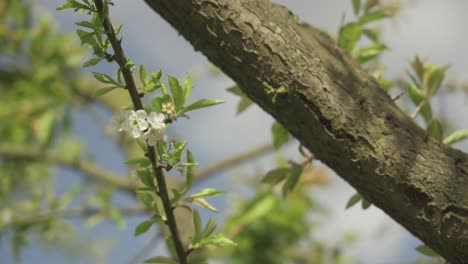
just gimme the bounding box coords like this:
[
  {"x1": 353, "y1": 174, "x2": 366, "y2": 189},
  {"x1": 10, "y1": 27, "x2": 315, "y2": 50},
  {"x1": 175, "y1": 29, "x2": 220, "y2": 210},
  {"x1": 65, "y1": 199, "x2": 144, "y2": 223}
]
[
  {"x1": 92, "y1": 72, "x2": 121, "y2": 86},
  {"x1": 345, "y1": 192, "x2": 362, "y2": 209},
  {"x1": 144, "y1": 256, "x2": 178, "y2": 264},
  {"x1": 188, "y1": 188, "x2": 225, "y2": 199},
  {"x1": 261, "y1": 168, "x2": 290, "y2": 184},
  {"x1": 94, "y1": 86, "x2": 118, "y2": 97},
  {"x1": 338, "y1": 22, "x2": 362, "y2": 52},
  {"x1": 134, "y1": 220, "x2": 154, "y2": 236},
  {"x1": 427, "y1": 65, "x2": 449, "y2": 98},
  {"x1": 415, "y1": 244, "x2": 439, "y2": 257},
  {"x1": 192, "y1": 198, "x2": 218, "y2": 212},
  {"x1": 443, "y1": 130, "x2": 468, "y2": 145},
  {"x1": 137, "y1": 170, "x2": 155, "y2": 188},
  {"x1": 359, "y1": 10, "x2": 388, "y2": 25},
  {"x1": 352, "y1": 0, "x2": 361, "y2": 15},
  {"x1": 427, "y1": 119, "x2": 443, "y2": 141},
  {"x1": 139, "y1": 65, "x2": 149, "y2": 85},
  {"x1": 75, "y1": 20, "x2": 96, "y2": 29},
  {"x1": 182, "y1": 99, "x2": 224, "y2": 114},
  {"x1": 237, "y1": 97, "x2": 254, "y2": 114},
  {"x1": 168, "y1": 76, "x2": 183, "y2": 110},
  {"x1": 137, "y1": 191, "x2": 156, "y2": 210},
  {"x1": 192, "y1": 209, "x2": 202, "y2": 242},
  {"x1": 83, "y1": 58, "x2": 101, "y2": 67},
  {"x1": 197, "y1": 233, "x2": 237, "y2": 248},
  {"x1": 183, "y1": 76, "x2": 193, "y2": 103},
  {"x1": 361, "y1": 197, "x2": 372, "y2": 209},
  {"x1": 271, "y1": 121, "x2": 290, "y2": 150}
]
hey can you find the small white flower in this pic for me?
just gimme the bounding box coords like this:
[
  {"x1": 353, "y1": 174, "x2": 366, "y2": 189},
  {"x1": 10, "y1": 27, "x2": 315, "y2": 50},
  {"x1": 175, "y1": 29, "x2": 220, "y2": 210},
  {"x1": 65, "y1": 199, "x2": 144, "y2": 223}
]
[
  {"x1": 122, "y1": 110, "x2": 148, "y2": 138},
  {"x1": 162, "y1": 101, "x2": 176, "y2": 117},
  {"x1": 142, "y1": 112, "x2": 166, "y2": 146},
  {"x1": 111, "y1": 109, "x2": 130, "y2": 132}
]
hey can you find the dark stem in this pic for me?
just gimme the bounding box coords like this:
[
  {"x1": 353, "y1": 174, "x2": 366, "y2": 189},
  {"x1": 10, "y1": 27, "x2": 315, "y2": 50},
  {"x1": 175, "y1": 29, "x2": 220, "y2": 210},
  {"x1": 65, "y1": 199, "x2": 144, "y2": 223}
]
[{"x1": 93, "y1": 1, "x2": 187, "y2": 263}]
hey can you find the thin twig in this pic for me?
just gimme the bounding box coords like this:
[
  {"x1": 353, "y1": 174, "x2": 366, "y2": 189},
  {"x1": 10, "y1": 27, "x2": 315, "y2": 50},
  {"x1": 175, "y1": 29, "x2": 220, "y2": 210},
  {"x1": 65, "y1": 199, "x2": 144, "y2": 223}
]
[
  {"x1": 92, "y1": 1, "x2": 187, "y2": 262},
  {"x1": 411, "y1": 101, "x2": 425, "y2": 119}
]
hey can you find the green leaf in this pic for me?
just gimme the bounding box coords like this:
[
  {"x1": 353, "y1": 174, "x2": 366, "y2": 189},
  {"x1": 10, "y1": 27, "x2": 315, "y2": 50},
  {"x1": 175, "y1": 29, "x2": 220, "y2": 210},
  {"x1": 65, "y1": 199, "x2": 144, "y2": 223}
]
[
  {"x1": 406, "y1": 83, "x2": 425, "y2": 105},
  {"x1": 338, "y1": 22, "x2": 362, "y2": 52},
  {"x1": 75, "y1": 20, "x2": 96, "y2": 30},
  {"x1": 426, "y1": 65, "x2": 449, "y2": 98},
  {"x1": 76, "y1": 29, "x2": 96, "y2": 46},
  {"x1": 237, "y1": 97, "x2": 254, "y2": 114},
  {"x1": 134, "y1": 220, "x2": 154, "y2": 236},
  {"x1": 354, "y1": 43, "x2": 387, "y2": 64},
  {"x1": 83, "y1": 58, "x2": 102, "y2": 67},
  {"x1": 137, "y1": 191, "x2": 156, "y2": 211},
  {"x1": 192, "y1": 198, "x2": 218, "y2": 212},
  {"x1": 227, "y1": 85, "x2": 243, "y2": 96},
  {"x1": 352, "y1": 0, "x2": 361, "y2": 15},
  {"x1": 139, "y1": 65, "x2": 149, "y2": 85},
  {"x1": 359, "y1": 10, "x2": 388, "y2": 25},
  {"x1": 271, "y1": 121, "x2": 290, "y2": 150},
  {"x1": 84, "y1": 212, "x2": 106, "y2": 229},
  {"x1": 92, "y1": 72, "x2": 121, "y2": 86},
  {"x1": 180, "y1": 150, "x2": 196, "y2": 195},
  {"x1": 182, "y1": 99, "x2": 224, "y2": 114},
  {"x1": 415, "y1": 244, "x2": 439, "y2": 257},
  {"x1": 137, "y1": 170, "x2": 155, "y2": 188},
  {"x1": 172, "y1": 141, "x2": 188, "y2": 165},
  {"x1": 197, "y1": 233, "x2": 237, "y2": 248},
  {"x1": 345, "y1": 192, "x2": 362, "y2": 209},
  {"x1": 188, "y1": 188, "x2": 225, "y2": 199},
  {"x1": 192, "y1": 209, "x2": 202, "y2": 242},
  {"x1": 152, "y1": 95, "x2": 171, "y2": 113},
  {"x1": 234, "y1": 194, "x2": 277, "y2": 225},
  {"x1": 362, "y1": 28, "x2": 379, "y2": 42},
  {"x1": 144, "y1": 256, "x2": 178, "y2": 264},
  {"x1": 202, "y1": 217, "x2": 217, "y2": 238},
  {"x1": 183, "y1": 75, "x2": 193, "y2": 103},
  {"x1": 443, "y1": 130, "x2": 468, "y2": 145},
  {"x1": 261, "y1": 168, "x2": 290, "y2": 184},
  {"x1": 168, "y1": 75, "x2": 184, "y2": 110},
  {"x1": 110, "y1": 208, "x2": 126, "y2": 229},
  {"x1": 35, "y1": 111, "x2": 55, "y2": 145},
  {"x1": 427, "y1": 119, "x2": 443, "y2": 141},
  {"x1": 361, "y1": 197, "x2": 372, "y2": 209},
  {"x1": 94, "y1": 86, "x2": 118, "y2": 97},
  {"x1": 283, "y1": 163, "x2": 304, "y2": 196}
]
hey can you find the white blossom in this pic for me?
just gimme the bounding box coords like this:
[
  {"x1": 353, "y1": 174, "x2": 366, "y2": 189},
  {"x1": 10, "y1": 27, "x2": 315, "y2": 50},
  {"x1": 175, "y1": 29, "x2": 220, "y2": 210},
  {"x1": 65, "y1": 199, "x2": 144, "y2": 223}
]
[
  {"x1": 121, "y1": 110, "x2": 148, "y2": 138},
  {"x1": 143, "y1": 112, "x2": 166, "y2": 146},
  {"x1": 111, "y1": 109, "x2": 130, "y2": 132}
]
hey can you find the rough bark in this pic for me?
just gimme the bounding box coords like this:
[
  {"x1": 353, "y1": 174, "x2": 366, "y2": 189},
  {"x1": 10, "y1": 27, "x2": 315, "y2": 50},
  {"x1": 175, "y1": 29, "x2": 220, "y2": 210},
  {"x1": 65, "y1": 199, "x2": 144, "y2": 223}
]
[{"x1": 143, "y1": 0, "x2": 468, "y2": 262}]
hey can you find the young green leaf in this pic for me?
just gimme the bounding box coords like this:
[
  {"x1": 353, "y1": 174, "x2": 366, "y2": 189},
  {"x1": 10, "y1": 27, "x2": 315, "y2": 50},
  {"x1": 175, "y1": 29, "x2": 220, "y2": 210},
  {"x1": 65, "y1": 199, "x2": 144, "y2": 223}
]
[
  {"x1": 94, "y1": 86, "x2": 118, "y2": 97},
  {"x1": 361, "y1": 197, "x2": 372, "y2": 209},
  {"x1": 271, "y1": 121, "x2": 290, "y2": 150},
  {"x1": 134, "y1": 220, "x2": 154, "y2": 236},
  {"x1": 83, "y1": 58, "x2": 102, "y2": 67},
  {"x1": 443, "y1": 129, "x2": 468, "y2": 145},
  {"x1": 192, "y1": 209, "x2": 202, "y2": 243},
  {"x1": 125, "y1": 157, "x2": 151, "y2": 167},
  {"x1": 261, "y1": 168, "x2": 290, "y2": 184},
  {"x1": 197, "y1": 233, "x2": 237, "y2": 248},
  {"x1": 168, "y1": 75, "x2": 184, "y2": 110},
  {"x1": 427, "y1": 65, "x2": 449, "y2": 98},
  {"x1": 183, "y1": 75, "x2": 193, "y2": 102},
  {"x1": 139, "y1": 65, "x2": 149, "y2": 85},
  {"x1": 282, "y1": 163, "x2": 304, "y2": 196},
  {"x1": 202, "y1": 217, "x2": 217, "y2": 238},
  {"x1": 352, "y1": 0, "x2": 361, "y2": 15},
  {"x1": 415, "y1": 244, "x2": 439, "y2": 257},
  {"x1": 188, "y1": 188, "x2": 225, "y2": 199},
  {"x1": 92, "y1": 72, "x2": 121, "y2": 86},
  {"x1": 359, "y1": 10, "x2": 388, "y2": 25},
  {"x1": 137, "y1": 191, "x2": 156, "y2": 210},
  {"x1": 427, "y1": 119, "x2": 443, "y2": 141},
  {"x1": 182, "y1": 99, "x2": 224, "y2": 114},
  {"x1": 180, "y1": 150, "x2": 195, "y2": 195},
  {"x1": 75, "y1": 20, "x2": 96, "y2": 30},
  {"x1": 192, "y1": 198, "x2": 218, "y2": 212},
  {"x1": 345, "y1": 192, "x2": 362, "y2": 209},
  {"x1": 338, "y1": 22, "x2": 362, "y2": 52},
  {"x1": 137, "y1": 169, "x2": 155, "y2": 188}
]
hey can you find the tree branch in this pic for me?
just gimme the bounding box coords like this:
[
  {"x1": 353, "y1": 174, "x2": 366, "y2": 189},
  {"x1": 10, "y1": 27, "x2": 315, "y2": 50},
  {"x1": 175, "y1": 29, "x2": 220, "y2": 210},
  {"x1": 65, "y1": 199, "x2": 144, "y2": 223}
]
[
  {"x1": 93, "y1": 1, "x2": 187, "y2": 262},
  {"x1": 0, "y1": 142, "x2": 134, "y2": 192},
  {"x1": 143, "y1": 0, "x2": 468, "y2": 262}
]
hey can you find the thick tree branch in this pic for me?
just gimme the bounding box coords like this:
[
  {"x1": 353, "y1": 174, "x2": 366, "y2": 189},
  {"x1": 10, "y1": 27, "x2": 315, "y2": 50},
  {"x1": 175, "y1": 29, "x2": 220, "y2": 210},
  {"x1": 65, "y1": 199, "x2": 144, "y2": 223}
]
[{"x1": 143, "y1": 0, "x2": 468, "y2": 262}]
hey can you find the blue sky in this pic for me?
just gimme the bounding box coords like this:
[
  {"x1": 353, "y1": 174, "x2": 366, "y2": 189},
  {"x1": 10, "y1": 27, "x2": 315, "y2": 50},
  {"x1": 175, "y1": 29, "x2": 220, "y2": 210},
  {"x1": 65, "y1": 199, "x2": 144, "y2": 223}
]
[{"x1": 2, "y1": 0, "x2": 468, "y2": 263}]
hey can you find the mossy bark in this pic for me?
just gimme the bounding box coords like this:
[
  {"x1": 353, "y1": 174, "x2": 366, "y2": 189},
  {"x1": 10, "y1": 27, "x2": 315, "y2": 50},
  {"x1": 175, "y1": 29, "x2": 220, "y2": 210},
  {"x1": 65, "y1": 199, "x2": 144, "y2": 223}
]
[{"x1": 143, "y1": 0, "x2": 468, "y2": 262}]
